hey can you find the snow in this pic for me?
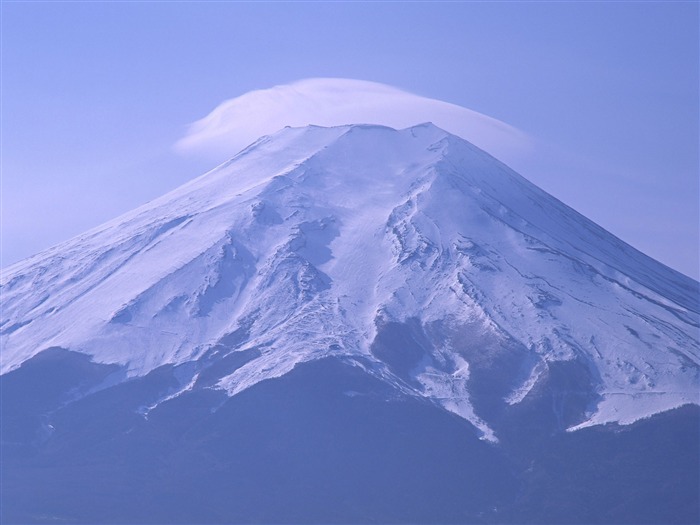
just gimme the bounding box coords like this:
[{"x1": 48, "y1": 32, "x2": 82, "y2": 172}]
[{"x1": 2, "y1": 122, "x2": 698, "y2": 440}]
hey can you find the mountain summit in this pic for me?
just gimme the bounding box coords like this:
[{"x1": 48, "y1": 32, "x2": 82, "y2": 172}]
[{"x1": 2, "y1": 123, "x2": 699, "y2": 523}]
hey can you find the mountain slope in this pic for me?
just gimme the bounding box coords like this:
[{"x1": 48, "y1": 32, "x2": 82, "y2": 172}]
[
  {"x1": 2, "y1": 123, "x2": 699, "y2": 524},
  {"x1": 2, "y1": 123, "x2": 698, "y2": 443}
]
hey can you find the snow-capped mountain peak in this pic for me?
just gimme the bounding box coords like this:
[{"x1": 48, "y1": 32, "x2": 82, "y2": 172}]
[{"x1": 2, "y1": 123, "x2": 698, "y2": 442}]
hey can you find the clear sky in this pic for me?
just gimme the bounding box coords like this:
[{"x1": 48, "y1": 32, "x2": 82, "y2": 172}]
[{"x1": 2, "y1": 1, "x2": 698, "y2": 279}]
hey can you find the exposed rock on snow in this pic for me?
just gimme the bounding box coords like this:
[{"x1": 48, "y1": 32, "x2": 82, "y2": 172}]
[{"x1": 2, "y1": 123, "x2": 698, "y2": 441}]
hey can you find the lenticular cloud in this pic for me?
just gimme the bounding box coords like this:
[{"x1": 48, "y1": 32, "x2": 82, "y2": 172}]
[{"x1": 175, "y1": 78, "x2": 532, "y2": 166}]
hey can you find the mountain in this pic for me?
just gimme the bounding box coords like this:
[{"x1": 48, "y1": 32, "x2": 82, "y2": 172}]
[{"x1": 2, "y1": 123, "x2": 699, "y2": 524}]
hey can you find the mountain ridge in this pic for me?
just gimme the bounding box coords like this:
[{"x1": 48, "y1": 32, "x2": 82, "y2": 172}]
[{"x1": 2, "y1": 123, "x2": 698, "y2": 443}]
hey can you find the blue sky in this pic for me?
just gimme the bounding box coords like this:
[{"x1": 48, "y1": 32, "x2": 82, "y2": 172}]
[{"x1": 2, "y1": 1, "x2": 698, "y2": 278}]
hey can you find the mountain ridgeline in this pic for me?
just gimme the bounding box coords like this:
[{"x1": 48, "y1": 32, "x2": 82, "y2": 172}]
[{"x1": 2, "y1": 123, "x2": 698, "y2": 524}]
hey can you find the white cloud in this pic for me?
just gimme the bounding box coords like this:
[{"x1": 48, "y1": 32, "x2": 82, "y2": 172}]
[{"x1": 174, "y1": 78, "x2": 533, "y2": 168}]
